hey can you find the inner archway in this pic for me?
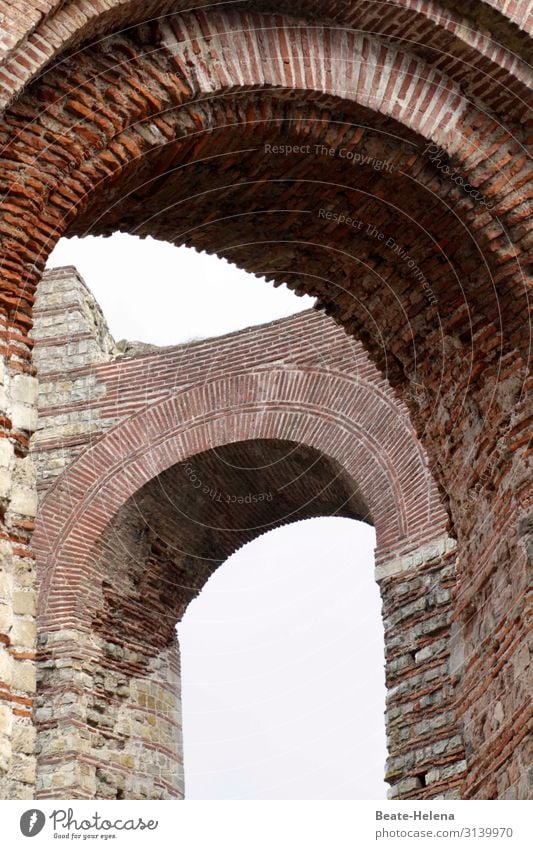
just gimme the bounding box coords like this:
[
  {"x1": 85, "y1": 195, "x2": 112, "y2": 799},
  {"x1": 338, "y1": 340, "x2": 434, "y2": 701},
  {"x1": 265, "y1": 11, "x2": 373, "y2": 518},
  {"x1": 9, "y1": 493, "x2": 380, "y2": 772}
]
[
  {"x1": 36, "y1": 438, "x2": 373, "y2": 799},
  {"x1": 178, "y1": 516, "x2": 386, "y2": 800}
]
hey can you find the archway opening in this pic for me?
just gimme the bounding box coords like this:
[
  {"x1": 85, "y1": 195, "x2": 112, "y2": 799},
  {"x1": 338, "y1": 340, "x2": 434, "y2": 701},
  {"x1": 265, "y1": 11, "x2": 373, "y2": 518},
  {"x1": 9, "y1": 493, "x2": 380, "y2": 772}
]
[
  {"x1": 36, "y1": 437, "x2": 381, "y2": 799},
  {"x1": 47, "y1": 233, "x2": 315, "y2": 345},
  {"x1": 179, "y1": 516, "x2": 387, "y2": 800}
]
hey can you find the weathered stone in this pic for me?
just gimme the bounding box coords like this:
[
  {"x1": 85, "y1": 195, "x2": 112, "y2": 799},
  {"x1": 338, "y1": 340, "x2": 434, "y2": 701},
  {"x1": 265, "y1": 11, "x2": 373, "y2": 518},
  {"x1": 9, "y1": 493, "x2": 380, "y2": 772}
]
[
  {"x1": 0, "y1": 468, "x2": 11, "y2": 499},
  {"x1": 9, "y1": 487, "x2": 38, "y2": 518},
  {"x1": 11, "y1": 725, "x2": 36, "y2": 755},
  {"x1": 11, "y1": 661, "x2": 36, "y2": 693},
  {"x1": 12, "y1": 592, "x2": 35, "y2": 617},
  {"x1": 10, "y1": 619, "x2": 36, "y2": 648},
  {"x1": 11, "y1": 376, "x2": 38, "y2": 407},
  {"x1": 0, "y1": 440, "x2": 14, "y2": 470},
  {"x1": 10, "y1": 404, "x2": 38, "y2": 434}
]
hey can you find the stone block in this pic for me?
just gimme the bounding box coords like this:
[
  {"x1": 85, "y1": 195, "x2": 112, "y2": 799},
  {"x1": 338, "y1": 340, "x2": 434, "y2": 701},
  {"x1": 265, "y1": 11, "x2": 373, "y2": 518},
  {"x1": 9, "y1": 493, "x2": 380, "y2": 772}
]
[
  {"x1": 12, "y1": 724, "x2": 36, "y2": 755},
  {"x1": 513, "y1": 644, "x2": 530, "y2": 679},
  {"x1": 10, "y1": 403, "x2": 38, "y2": 433},
  {"x1": 426, "y1": 767, "x2": 441, "y2": 784},
  {"x1": 11, "y1": 375, "x2": 38, "y2": 406},
  {"x1": 396, "y1": 776, "x2": 423, "y2": 793},
  {"x1": 9, "y1": 486, "x2": 38, "y2": 518},
  {"x1": 10, "y1": 752, "x2": 36, "y2": 785},
  {"x1": 11, "y1": 660, "x2": 36, "y2": 693},
  {"x1": 0, "y1": 703, "x2": 13, "y2": 737},
  {"x1": 0, "y1": 439, "x2": 14, "y2": 470},
  {"x1": 13, "y1": 560, "x2": 35, "y2": 588},
  {"x1": 10, "y1": 618, "x2": 36, "y2": 648},
  {"x1": 0, "y1": 603, "x2": 12, "y2": 632},
  {"x1": 0, "y1": 566, "x2": 12, "y2": 596},
  {"x1": 5, "y1": 780, "x2": 34, "y2": 800},
  {"x1": 0, "y1": 734, "x2": 12, "y2": 772},
  {"x1": 0, "y1": 467, "x2": 11, "y2": 499},
  {"x1": 0, "y1": 647, "x2": 12, "y2": 680},
  {"x1": 493, "y1": 701, "x2": 504, "y2": 726},
  {"x1": 12, "y1": 591, "x2": 36, "y2": 616},
  {"x1": 13, "y1": 456, "x2": 36, "y2": 487},
  {"x1": 0, "y1": 542, "x2": 12, "y2": 570}
]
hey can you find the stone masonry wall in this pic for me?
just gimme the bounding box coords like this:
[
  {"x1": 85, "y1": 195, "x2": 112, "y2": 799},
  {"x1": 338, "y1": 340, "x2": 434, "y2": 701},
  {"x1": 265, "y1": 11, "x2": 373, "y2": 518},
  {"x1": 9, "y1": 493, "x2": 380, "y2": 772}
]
[
  {"x1": 0, "y1": 314, "x2": 39, "y2": 799},
  {"x1": 380, "y1": 543, "x2": 463, "y2": 798}
]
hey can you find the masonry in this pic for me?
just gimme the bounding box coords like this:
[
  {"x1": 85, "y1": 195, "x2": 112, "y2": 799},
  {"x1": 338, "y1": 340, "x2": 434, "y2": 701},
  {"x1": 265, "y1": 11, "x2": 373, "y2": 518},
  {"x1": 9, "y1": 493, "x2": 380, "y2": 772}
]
[{"x1": 0, "y1": 0, "x2": 530, "y2": 802}]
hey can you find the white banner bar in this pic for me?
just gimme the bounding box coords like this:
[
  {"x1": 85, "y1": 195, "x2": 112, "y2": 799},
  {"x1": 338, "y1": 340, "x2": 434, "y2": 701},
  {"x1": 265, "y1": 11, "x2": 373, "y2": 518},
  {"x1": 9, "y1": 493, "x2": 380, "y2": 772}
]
[{"x1": 2, "y1": 800, "x2": 531, "y2": 849}]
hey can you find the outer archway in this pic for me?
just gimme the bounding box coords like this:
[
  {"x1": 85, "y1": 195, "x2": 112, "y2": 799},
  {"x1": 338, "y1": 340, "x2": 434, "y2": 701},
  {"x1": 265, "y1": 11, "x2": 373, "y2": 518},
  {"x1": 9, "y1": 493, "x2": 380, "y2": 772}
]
[{"x1": 0, "y1": 1, "x2": 529, "y2": 801}]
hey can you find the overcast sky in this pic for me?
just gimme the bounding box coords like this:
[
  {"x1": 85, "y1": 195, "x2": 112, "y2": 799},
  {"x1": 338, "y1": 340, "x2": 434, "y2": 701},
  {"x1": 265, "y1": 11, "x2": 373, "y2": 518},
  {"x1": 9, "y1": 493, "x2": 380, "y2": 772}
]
[{"x1": 47, "y1": 234, "x2": 388, "y2": 800}]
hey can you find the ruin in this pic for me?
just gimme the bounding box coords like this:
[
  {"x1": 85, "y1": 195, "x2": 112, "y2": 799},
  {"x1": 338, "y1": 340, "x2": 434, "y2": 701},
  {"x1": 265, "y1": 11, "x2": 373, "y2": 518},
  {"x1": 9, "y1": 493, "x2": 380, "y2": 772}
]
[{"x1": 0, "y1": 1, "x2": 530, "y2": 800}]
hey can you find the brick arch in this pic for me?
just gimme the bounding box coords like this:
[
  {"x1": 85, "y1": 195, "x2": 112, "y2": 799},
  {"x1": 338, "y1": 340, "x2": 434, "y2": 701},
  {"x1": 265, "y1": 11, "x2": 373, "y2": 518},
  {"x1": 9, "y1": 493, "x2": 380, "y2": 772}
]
[
  {"x1": 32, "y1": 339, "x2": 454, "y2": 799},
  {"x1": 6, "y1": 5, "x2": 529, "y2": 216},
  {"x1": 0, "y1": 7, "x2": 529, "y2": 510},
  {"x1": 35, "y1": 365, "x2": 446, "y2": 626},
  {"x1": 0, "y1": 6, "x2": 528, "y2": 368},
  {"x1": 0, "y1": 7, "x2": 528, "y2": 375},
  {"x1": 0, "y1": 0, "x2": 530, "y2": 118}
]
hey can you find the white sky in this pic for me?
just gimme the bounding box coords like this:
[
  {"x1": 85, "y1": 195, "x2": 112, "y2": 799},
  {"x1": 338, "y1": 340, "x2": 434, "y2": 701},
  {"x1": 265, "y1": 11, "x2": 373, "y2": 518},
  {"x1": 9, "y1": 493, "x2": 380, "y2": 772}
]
[
  {"x1": 47, "y1": 234, "x2": 388, "y2": 800},
  {"x1": 48, "y1": 233, "x2": 314, "y2": 344}
]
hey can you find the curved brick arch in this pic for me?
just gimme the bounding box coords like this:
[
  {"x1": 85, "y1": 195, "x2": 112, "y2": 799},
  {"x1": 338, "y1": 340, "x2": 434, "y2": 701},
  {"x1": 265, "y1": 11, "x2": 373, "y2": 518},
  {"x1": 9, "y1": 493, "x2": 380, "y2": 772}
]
[
  {"x1": 6, "y1": 6, "x2": 529, "y2": 208},
  {"x1": 35, "y1": 366, "x2": 446, "y2": 622},
  {"x1": 0, "y1": 0, "x2": 530, "y2": 118},
  {"x1": 0, "y1": 6, "x2": 529, "y2": 495},
  {"x1": 0, "y1": 5, "x2": 527, "y2": 383},
  {"x1": 0, "y1": 7, "x2": 528, "y2": 392}
]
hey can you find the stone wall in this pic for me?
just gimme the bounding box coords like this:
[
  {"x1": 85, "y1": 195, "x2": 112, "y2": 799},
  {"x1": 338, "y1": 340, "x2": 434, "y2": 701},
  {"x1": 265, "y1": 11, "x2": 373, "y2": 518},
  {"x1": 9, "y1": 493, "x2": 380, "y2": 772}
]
[
  {"x1": 0, "y1": 315, "x2": 38, "y2": 799},
  {"x1": 30, "y1": 266, "x2": 118, "y2": 490},
  {"x1": 381, "y1": 542, "x2": 463, "y2": 798}
]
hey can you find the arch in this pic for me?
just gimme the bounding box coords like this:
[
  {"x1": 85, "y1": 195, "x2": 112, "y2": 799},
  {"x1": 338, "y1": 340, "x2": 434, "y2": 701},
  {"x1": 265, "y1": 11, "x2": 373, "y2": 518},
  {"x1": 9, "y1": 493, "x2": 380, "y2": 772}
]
[
  {"x1": 35, "y1": 435, "x2": 383, "y2": 800},
  {"x1": 0, "y1": 1, "x2": 530, "y2": 116},
  {"x1": 34, "y1": 365, "x2": 445, "y2": 620},
  {"x1": 0, "y1": 7, "x2": 528, "y2": 443},
  {"x1": 0, "y1": 7, "x2": 529, "y2": 549}
]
